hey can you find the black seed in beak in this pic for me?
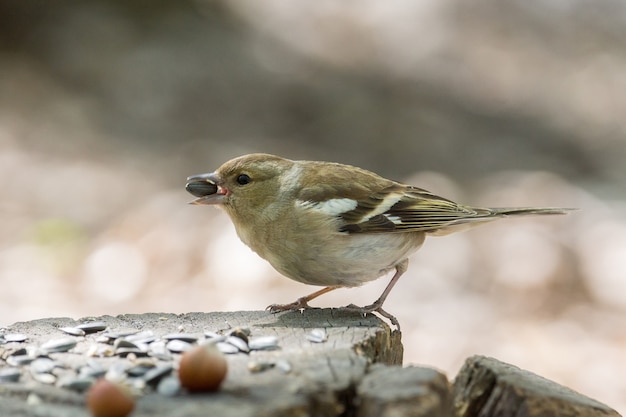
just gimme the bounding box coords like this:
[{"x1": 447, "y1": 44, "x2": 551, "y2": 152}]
[{"x1": 185, "y1": 180, "x2": 218, "y2": 197}]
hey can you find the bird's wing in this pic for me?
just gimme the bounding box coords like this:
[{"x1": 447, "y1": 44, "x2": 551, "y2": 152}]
[
  {"x1": 337, "y1": 186, "x2": 495, "y2": 234},
  {"x1": 295, "y1": 162, "x2": 569, "y2": 235},
  {"x1": 295, "y1": 161, "x2": 490, "y2": 234}
]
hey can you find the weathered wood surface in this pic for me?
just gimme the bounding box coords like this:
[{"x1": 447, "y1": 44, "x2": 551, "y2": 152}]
[
  {"x1": 0, "y1": 309, "x2": 402, "y2": 417},
  {"x1": 357, "y1": 364, "x2": 451, "y2": 417},
  {"x1": 453, "y1": 355, "x2": 621, "y2": 417},
  {"x1": 0, "y1": 310, "x2": 621, "y2": 417}
]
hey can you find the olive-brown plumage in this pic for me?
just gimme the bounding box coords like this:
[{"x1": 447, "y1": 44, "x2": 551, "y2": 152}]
[{"x1": 186, "y1": 153, "x2": 570, "y2": 327}]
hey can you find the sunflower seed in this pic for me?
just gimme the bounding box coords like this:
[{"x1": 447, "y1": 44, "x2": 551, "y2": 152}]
[
  {"x1": 75, "y1": 321, "x2": 107, "y2": 334},
  {"x1": 102, "y1": 329, "x2": 139, "y2": 340},
  {"x1": 275, "y1": 359, "x2": 292, "y2": 374},
  {"x1": 59, "y1": 376, "x2": 95, "y2": 392},
  {"x1": 0, "y1": 368, "x2": 21, "y2": 382},
  {"x1": 166, "y1": 339, "x2": 192, "y2": 353},
  {"x1": 116, "y1": 347, "x2": 149, "y2": 358},
  {"x1": 247, "y1": 361, "x2": 275, "y2": 373},
  {"x1": 30, "y1": 358, "x2": 56, "y2": 374},
  {"x1": 143, "y1": 364, "x2": 173, "y2": 386},
  {"x1": 127, "y1": 364, "x2": 155, "y2": 377},
  {"x1": 125, "y1": 330, "x2": 155, "y2": 344},
  {"x1": 60, "y1": 327, "x2": 85, "y2": 337},
  {"x1": 248, "y1": 336, "x2": 279, "y2": 351},
  {"x1": 148, "y1": 341, "x2": 171, "y2": 360},
  {"x1": 229, "y1": 328, "x2": 251, "y2": 343},
  {"x1": 8, "y1": 347, "x2": 28, "y2": 356},
  {"x1": 33, "y1": 373, "x2": 56, "y2": 384},
  {"x1": 27, "y1": 393, "x2": 43, "y2": 406},
  {"x1": 4, "y1": 333, "x2": 28, "y2": 343},
  {"x1": 201, "y1": 332, "x2": 226, "y2": 345},
  {"x1": 114, "y1": 338, "x2": 139, "y2": 349},
  {"x1": 186, "y1": 181, "x2": 218, "y2": 198},
  {"x1": 106, "y1": 362, "x2": 130, "y2": 382},
  {"x1": 226, "y1": 336, "x2": 249, "y2": 353},
  {"x1": 306, "y1": 328, "x2": 327, "y2": 343},
  {"x1": 7, "y1": 355, "x2": 34, "y2": 366},
  {"x1": 157, "y1": 376, "x2": 180, "y2": 396},
  {"x1": 216, "y1": 342, "x2": 239, "y2": 354},
  {"x1": 79, "y1": 362, "x2": 106, "y2": 379},
  {"x1": 162, "y1": 333, "x2": 198, "y2": 343},
  {"x1": 41, "y1": 337, "x2": 77, "y2": 353}
]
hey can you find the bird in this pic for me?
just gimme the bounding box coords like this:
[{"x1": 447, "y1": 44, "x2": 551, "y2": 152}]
[{"x1": 186, "y1": 153, "x2": 571, "y2": 327}]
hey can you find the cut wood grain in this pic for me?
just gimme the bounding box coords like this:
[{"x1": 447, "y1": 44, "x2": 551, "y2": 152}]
[{"x1": 453, "y1": 355, "x2": 621, "y2": 417}]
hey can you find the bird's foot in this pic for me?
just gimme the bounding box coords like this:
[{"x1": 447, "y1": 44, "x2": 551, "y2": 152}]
[
  {"x1": 343, "y1": 303, "x2": 400, "y2": 330},
  {"x1": 266, "y1": 297, "x2": 318, "y2": 314}
]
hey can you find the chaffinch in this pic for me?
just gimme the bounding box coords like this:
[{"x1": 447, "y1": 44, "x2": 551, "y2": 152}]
[{"x1": 186, "y1": 153, "x2": 570, "y2": 327}]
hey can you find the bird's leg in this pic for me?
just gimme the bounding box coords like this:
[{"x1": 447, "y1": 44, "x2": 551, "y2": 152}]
[
  {"x1": 345, "y1": 259, "x2": 408, "y2": 329},
  {"x1": 267, "y1": 285, "x2": 342, "y2": 313}
]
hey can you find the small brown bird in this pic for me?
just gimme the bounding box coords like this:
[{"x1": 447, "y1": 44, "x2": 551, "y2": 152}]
[{"x1": 186, "y1": 153, "x2": 570, "y2": 327}]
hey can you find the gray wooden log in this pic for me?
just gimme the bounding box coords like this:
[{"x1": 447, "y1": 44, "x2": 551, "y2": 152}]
[
  {"x1": 356, "y1": 364, "x2": 451, "y2": 417},
  {"x1": 0, "y1": 309, "x2": 401, "y2": 417},
  {"x1": 452, "y1": 355, "x2": 621, "y2": 417},
  {"x1": 1, "y1": 313, "x2": 621, "y2": 417}
]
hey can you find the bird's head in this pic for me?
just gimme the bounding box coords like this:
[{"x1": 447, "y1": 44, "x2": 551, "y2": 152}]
[{"x1": 186, "y1": 153, "x2": 295, "y2": 216}]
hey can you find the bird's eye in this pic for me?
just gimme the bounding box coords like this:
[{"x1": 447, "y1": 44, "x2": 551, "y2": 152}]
[{"x1": 236, "y1": 174, "x2": 251, "y2": 185}]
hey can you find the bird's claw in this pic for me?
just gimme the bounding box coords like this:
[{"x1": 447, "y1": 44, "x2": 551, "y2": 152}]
[
  {"x1": 266, "y1": 297, "x2": 316, "y2": 314},
  {"x1": 342, "y1": 303, "x2": 400, "y2": 330}
]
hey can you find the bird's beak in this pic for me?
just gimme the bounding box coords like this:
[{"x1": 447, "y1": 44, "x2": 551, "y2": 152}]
[{"x1": 185, "y1": 172, "x2": 228, "y2": 205}]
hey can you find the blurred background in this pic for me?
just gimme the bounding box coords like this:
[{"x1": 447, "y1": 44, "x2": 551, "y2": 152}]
[{"x1": 1, "y1": 0, "x2": 625, "y2": 412}]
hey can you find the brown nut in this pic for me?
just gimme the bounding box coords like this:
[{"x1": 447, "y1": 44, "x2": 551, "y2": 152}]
[
  {"x1": 178, "y1": 344, "x2": 227, "y2": 392},
  {"x1": 86, "y1": 379, "x2": 135, "y2": 417}
]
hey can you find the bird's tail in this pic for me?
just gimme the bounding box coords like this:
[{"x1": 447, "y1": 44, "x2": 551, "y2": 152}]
[
  {"x1": 426, "y1": 206, "x2": 575, "y2": 236},
  {"x1": 487, "y1": 207, "x2": 575, "y2": 217}
]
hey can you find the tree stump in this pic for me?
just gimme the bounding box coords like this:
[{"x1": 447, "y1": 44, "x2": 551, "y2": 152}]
[
  {"x1": 0, "y1": 310, "x2": 621, "y2": 416},
  {"x1": 453, "y1": 355, "x2": 621, "y2": 417},
  {"x1": 0, "y1": 309, "x2": 401, "y2": 417}
]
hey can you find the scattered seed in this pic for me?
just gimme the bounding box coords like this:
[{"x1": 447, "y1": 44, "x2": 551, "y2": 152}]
[
  {"x1": 116, "y1": 347, "x2": 149, "y2": 358},
  {"x1": 166, "y1": 339, "x2": 192, "y2": 353},
  {"x1": 126, "y1": 364, "x2": 155, "y2": 377},
  {"x1": 106, "y1": 362, "x2": 130, "y2": 382},
  {"x1": 30, "y1": 358, "x2": 56, "y2": 374},
  {"x1": 27, "y1": 393, "x2": 42, "y2": 405},
  {"x1": 229, "y1": 328, "x2": 251, "y2": 343},
  {"x1": 60, "y1": 327, "x2": 86, "y2": 337},
  {"x1": 79, "y1": 363, "x2": 106, "y2": 379},
  {"x1": 226, "y1": 336, "x2": 250, "y2": 353},
  {"x1": 41, "y1": 337, "x2": 77, "y2": 353},
  {"x1": 102, "y1": 329, "x2": 139, "y2": 340},
  {"x1": 247, "y1": 361, "x2": 275, "y2": 373},
  {"x1": 59, "y1": 376, "x2": 95, "y2": 392},
  {"x1": 143, "y1": 364, "x2": 173, "y2": 387},
  {"x1": 125, "y1": 330, "x2": 155, "y2": 344},
  {"x1": 114, "y1": 339, "x2": 140, "y2": 349},
  {"x1": 33, "y1": 373, "x2": 56, "y2": 384},
  {"x1": 162, "y1": 333, "x2": 198, "y2": 343},
  {"x1": 4, "y1": 333, "x2": 28, "y2": 343},
  {"x1": 216, "y1": 342, "x2": 239, "y2": 354},
  {"x1": 148, "y1": 341, "x2": 171, "y2": 360},
  {"x1": 7, "y1": 355, "x2": 34, "y2": 367},
  {"x1": 306, "y1": 328, "x2": 328, "y2": 343},
  {"x1": 75, "y1": 321, "x2": 107, "y2": 334},
  {"x1": 0, "y1": 368, "x2": 21, "y2": 382},
  {"x1": 157, "y1": 376, "x2": 180, "y2": 396},
  {"x1": 275, "y1": 359, "x2": 292, "y2": 374},
  {"x1": 248, "y1": 336, "x2": 279, "y2": 351},
  {"x1": 201, "y1": 334, "x2": 226, "y2": 345}
]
